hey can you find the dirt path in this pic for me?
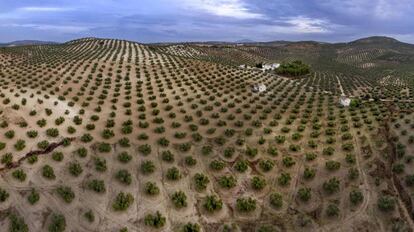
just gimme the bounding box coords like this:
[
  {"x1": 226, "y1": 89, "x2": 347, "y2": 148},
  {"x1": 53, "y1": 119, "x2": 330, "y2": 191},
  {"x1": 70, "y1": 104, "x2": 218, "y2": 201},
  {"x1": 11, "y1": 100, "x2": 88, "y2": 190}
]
[{"x1": 336, "y1": 75, "x2": 345, "y2": 95}]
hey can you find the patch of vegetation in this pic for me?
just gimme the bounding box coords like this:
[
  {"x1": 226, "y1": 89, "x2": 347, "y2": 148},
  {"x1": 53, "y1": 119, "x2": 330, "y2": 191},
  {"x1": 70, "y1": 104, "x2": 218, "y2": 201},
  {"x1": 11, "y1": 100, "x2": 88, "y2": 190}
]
[{"x1": 276, "y1": 60, "x2": 310, "y2": 76}]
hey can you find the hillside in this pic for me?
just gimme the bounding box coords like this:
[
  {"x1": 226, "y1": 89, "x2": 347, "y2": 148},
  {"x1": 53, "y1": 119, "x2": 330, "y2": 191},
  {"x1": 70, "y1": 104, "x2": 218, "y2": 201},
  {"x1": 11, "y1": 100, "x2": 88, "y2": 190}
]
[
  {"x1": 152, "y1": 36, "x2": 414, "y2": 75},
  {"x1": 0, "y1": 37, "x2": 413, "y2": 232}
]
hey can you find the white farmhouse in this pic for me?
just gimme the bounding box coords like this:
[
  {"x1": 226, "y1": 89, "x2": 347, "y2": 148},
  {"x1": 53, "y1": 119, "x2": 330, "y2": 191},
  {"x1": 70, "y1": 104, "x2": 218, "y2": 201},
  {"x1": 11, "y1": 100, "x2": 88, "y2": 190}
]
[
  {"x1": 339, "y1": 95, "x2": 351, "y2": 107},
  {"x1": 262, "y1": 63, "x2": 280, "y2": 71},
  {"x1": 251, "y1": 84, "x2": 266, "y2": 93}
]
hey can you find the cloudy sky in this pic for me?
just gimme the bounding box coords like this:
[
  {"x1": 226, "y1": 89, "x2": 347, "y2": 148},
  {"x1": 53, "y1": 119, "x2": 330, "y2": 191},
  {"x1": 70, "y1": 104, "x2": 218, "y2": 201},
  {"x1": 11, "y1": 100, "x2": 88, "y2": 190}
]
[{"x1": 1, "y1": 0, "x2": 414, "y2": 43}]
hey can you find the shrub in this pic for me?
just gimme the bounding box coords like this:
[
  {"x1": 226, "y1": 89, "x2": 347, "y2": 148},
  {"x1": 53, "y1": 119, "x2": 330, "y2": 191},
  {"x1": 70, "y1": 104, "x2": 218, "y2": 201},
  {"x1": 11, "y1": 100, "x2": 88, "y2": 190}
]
[
  {"x1": 166, "y1": 167, "x2": 181, "y2": 180},
  {"x1": 282, "y1": 156, "x2": 295, "y2": 167},
  {"x1": 305, "y1": 152, "x2": 317, "y2": 161},
  {"x1": 37, "y1": 119, "x2": 47, "y2": 127},
  {"x1": 185, "y1": 156, "x2": 197, "y2": 166},
  {"x1": 161, "y1": 150, "x2": 174, "y2": 163},
  {"x1": 94, "y1": 157, "x2": 107, "y2": 172},
  {"x1": 210, "y1": 159, "x2": 225, "y2": 171},
  {"x1": 84, "y1": 210, "x2": 95, "y2": 223},
  {"x1": 5, "y1": 130, "x2": 15, "y2": 139},
  {"x1": 12, "y1": 169, "x2": 26, "y2": 182},
  {"x1": 65, "y1": 161, "x2": 81, "y2": 177},
  {"x1": 236, "y1": 197, "x2": 256, "y2": 212},
  {"x1": 303, "y1": 167, "x2": 316, "y2": 180},
  {"x1": 297, "y1": 187, "x2": 311, "y2": 202},
  {"x1": 115, "y1": 169, "x2": 132, "y2": 185},
  {"x1": 325, "y1": 160, "x2": 341, "y2": 171},
  {"x1": 203, "y1": 195, "x2": 223, "y2": 212},
  {"x1": 80, "y1": 133, "x2": 93, "y2": 143},
  {"x1": 52, "y1": 152, "x2": 64, "y2": 162},
  {"x1": 46, "y1": 128, "x2": 59, "y2": 137},
  {"x1": 194, "y1": 173, "x2": 209, "y2": 191},
  {"x1": 234, "y1": 159, "x2": 248, "y2": 173},
  {"x1": 178, "y1": 143, "x2": 192, "y2": 152},
  {"x1": 1, "y1": 153, "x2": 13, "y2": 166},
  {"x1": 218, "y1": 175, "x2": 237, "y2": 189},
  {"x1": 259, "y1": 159, "x2": 274, "y2": 172},
  {"x1": 269, "y1": 192, "x2": 283, "y2": 209},
  {"x1": 27, "y1": 188, "x2": 40, "y2": 204},
  {"x1": 48, "y1": 214, "x2": 66, "y2": 232},
  {"x1": 118, "y1": 137, "x2": 130, "y2": 147},
  {"x1": 182, "y1": 223, "x2": 200, "y2": 232},
  {"x1": 8, "y1": 213, "x2": 28, "y2": 232},
  {"x1": 77, "y1": 147, "x2": 88, "y2": 158},
  {"x1": 14, "y1": 139, "x2": 26, "y2": 151},
  {"x1": 323, "y1": 177, "x2": 340, "y2": 194},
  {"x1": 26, "y1": 130, "x2": 38, "y2": 138},
  {"x1": 118, "y1": 152, "x2": 132, "y2": 163},
  {"x1": 345, "y1": 154, "x2": 356, "y2": 164},
  {"x1": 377, "y1": 195, "x2": 395, "y2": 212},
  {"x1": 144, "y1": 211, "x2": 166, "y2": 228},
  {"x1": 326, "y1": 204, "x2": 339, "y2": 217},
  {"x1": 278, "y1": 173, "x2": 291, "y2": 186},
  {"x1": 405, "y1": 174, "x2": 414, "y2": 186},
  {"x1": 144, "y1": 182, "x2": 160, "y2": 196},
  {"x1": 201, "y1": 146, "x2": 213, "y2": 156},
  {"x1": 245, "y1": 146, "x2": 258, "y2": 158},
  {"x1": 113, "y1": 192, "x2": 134, "y2": 211},
  {"x1": 323, "y1": 147, "x2": 335, "y2": 156},
  {"x1": 251, "y1": 176, "x2": 266, "y2": 190},
  {"x1": 42, "y1": 165, "x2": 56, "y2": 179},
  {"x1": 349, "y1": 189, "x2": 364, "y2": 205},
  {"x1": 0, "y1": 188, "x2": 9, "y2": 202},
  {"x1": 171, "y1": 191, "x2": 187, "y2": 208},
  {"x1": 157, "y1": 137, "x2": 169, "y2": 147},
  {"x1": 88, "y1": 179, "x2": 106, "y2": 193},
  {"x1": 98, "y1": 142, "x2": 111, "y2": 153},
  {"x1": 56, "y1": 186, "x2": 75, "y2": 203},
  {"x1": 140, "y1": 160, "x2": 155, "y2": 175},
  {"x1": 27, "y1": 155, "x2": 38, "y2": 164},
  {"x1": 55, "y1": 117, "x2": 65, "y2": 125},
  {"x1": 138, "y1": 144, "x2": 152, "y2": 155},
  {"x1": 392, "y1": 163, "x2": 405, "y2": 174}
]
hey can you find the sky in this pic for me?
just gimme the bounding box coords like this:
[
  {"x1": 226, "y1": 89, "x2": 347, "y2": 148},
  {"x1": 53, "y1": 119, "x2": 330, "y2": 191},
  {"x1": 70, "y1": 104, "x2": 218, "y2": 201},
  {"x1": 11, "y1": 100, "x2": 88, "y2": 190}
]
[{"x1": 1, "y1": 0, "x2": 414, "y2": 43}]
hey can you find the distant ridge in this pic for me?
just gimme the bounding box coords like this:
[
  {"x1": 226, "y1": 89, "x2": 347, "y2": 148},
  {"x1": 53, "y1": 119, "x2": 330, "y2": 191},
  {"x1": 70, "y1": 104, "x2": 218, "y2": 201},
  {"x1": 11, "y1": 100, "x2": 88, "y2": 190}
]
[
  {"x1": 235, "y1": 39, "x2": 256, "y2": 43},
  {"x1": 3, "y1": 35, "x2": 413, "y2": 47},
  {"x1": 0, "y1": 40, "x2": 58, "y2": 47}
]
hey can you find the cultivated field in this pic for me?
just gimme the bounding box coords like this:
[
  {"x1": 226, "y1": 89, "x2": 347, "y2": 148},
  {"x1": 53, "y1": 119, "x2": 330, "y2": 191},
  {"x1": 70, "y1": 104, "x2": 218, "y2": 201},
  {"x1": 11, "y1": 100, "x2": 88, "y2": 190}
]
[{"x1": 0, "y1": 37, "x2": 413, "y2": 232}]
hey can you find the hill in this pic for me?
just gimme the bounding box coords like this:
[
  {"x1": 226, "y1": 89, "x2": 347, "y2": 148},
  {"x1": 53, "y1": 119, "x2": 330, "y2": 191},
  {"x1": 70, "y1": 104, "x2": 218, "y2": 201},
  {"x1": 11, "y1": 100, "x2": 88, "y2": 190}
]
[
  {"x1": 0, "y1": 37, "x2": 413, "y2": 231},
  {"x1": 349, "y1": 36, "x2": 401, "y2": 45},
  {"x1": 0, "y1": 40, "x2": 58, "y2": 47}
]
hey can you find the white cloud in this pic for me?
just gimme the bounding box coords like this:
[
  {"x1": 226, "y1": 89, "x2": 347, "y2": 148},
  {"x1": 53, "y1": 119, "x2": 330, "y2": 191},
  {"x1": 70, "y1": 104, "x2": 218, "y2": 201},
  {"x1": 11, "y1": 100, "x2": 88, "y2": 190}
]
[
  {"x1": 374, "y1": 0, "x2": 414, "y2": 19},
  {"x1": 284, "y1": 16, "x2": 331, "y2": 33},
  {"x1": 19, "y1": 7, "x2": 73, "y2": 12},
  {"x1": 5, "y1": 23, "x2": 90, "y2": 33},
  {"x1": 318, "y1": 0, "x2": 414, "y2": 20},
  {"x1": 0, "y1": 6, "x2": 74, "y2": 20},
  {"x1": 179, "y1": 0, "x2": 264, "y2": 19}
]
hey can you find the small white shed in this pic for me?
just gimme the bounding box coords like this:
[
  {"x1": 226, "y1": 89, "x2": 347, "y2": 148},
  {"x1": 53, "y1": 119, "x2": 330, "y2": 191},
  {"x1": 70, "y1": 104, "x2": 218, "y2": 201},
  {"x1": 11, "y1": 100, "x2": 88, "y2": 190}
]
[
  {"x1": 339, "y1": 95, "x2": 351, "y2": 106},
  {"x1": 252, "y1": 84, "x2": 266, "y2": 93}
]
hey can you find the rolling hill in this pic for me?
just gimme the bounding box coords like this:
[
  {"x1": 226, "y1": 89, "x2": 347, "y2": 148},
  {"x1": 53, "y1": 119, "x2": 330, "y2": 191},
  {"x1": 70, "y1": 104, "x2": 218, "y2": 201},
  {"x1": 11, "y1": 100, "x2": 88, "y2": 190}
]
[{"x1": 0, "y1": 37, "x2": 413, "y2": 232}]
